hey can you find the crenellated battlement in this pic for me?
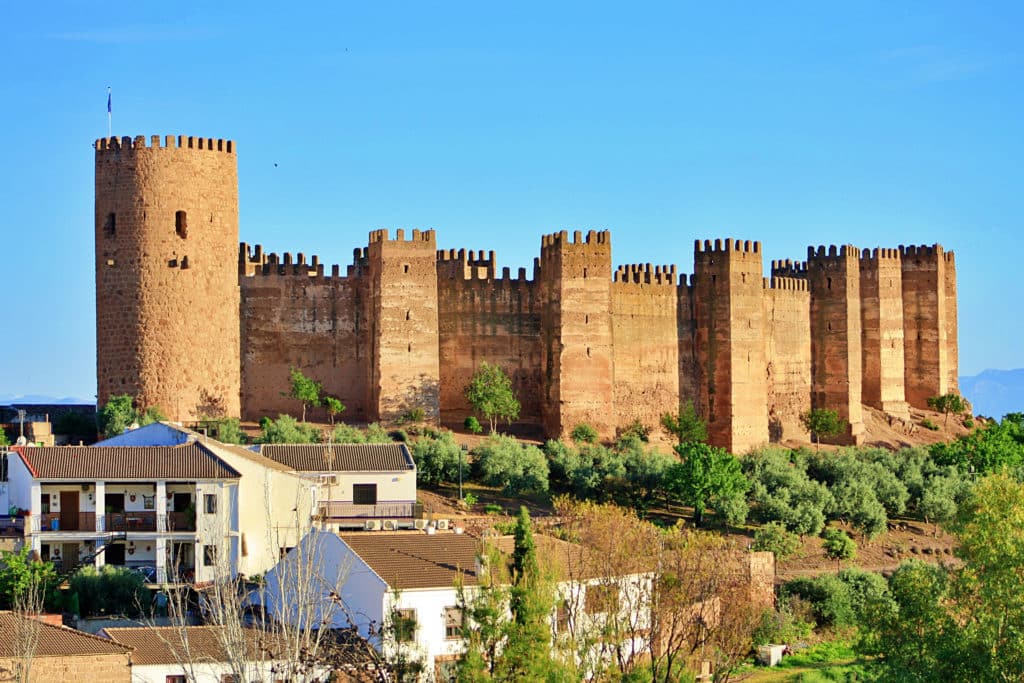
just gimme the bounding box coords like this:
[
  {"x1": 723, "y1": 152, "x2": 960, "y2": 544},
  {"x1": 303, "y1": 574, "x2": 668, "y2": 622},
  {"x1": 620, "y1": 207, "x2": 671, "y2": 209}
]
[
  {"x1": 95, "y1": 135, "x2": 235, "y2": 154},
  {"x1": 368, "y1": 228, "x2": 437, "y2": 244},
  {"x1": 770, "y1": 259, "x2": 808, "y2": 277},
  {"x1": 238, "y1": 242, "x2": 358, "y2": 280},
  {"x1": 808, "y1": 244, "x2": 861, "y2": 260},
  {"x1": 540, "y1": 229, "x2": 610, "y2": 248},
  {"x1": 898, "y1": 244, "x2": 945, "y2": 258},
  {"x1": 861, "y1": 247, "x2": 902, "y2": 261},
  {"x1": 613, "y1": 263, "x2": 678, "y2": 286},
  {"x1": 436, "y1": 248, "x2": 497, "y2": 280},
  {"x1": 765, "y1": 276, "x2": 810, "y2": 292},
  {"x1": 694, "y1": 238, "x2": 762, "y2": 254}
]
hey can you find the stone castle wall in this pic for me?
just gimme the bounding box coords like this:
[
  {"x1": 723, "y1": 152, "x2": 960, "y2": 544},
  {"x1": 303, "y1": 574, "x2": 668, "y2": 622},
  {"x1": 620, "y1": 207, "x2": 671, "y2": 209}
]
[{"x1": 95, "y1": 134, "x2": 960, "y2": 451}]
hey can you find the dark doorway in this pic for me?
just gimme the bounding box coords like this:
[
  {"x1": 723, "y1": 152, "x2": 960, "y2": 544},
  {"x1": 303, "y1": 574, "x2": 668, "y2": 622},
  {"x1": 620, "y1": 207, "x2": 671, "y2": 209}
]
[
  {"x1": 105, "y1": 543, "x2": 125, "y2": 566},
  {"x1": 60, "y1": 491, "x2": 79, "y2": 530},
  {"x1": 106, "y1": 493, "x2": 126, "y2": 513},
  {"x1": 61, "y1": 543, "x2": 78, "y2": 574},
  {"x1": 173, "y1": 492, "x2": 191, "y2": 511}
]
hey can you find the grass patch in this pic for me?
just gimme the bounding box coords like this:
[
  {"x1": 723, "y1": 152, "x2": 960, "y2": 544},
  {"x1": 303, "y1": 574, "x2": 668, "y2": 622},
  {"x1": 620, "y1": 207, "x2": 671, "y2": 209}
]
[{"x1": 777, "y1": 639, "x2": 856, "y2": 668}]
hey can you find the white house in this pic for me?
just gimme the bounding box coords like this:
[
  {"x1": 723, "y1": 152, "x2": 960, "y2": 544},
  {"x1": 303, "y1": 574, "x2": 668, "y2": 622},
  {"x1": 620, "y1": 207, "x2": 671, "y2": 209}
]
[
  {"x1": 262, "y1": 529, "x2": 479, "y2": 682},
  {"x1": 8, "y1": 444, "x2": 240, "y2": 583},
  {"x1": 97, "y1": 423, "x2": 317, "y2": 577},
  {"x1": 101, "y1": 625, "x2": 297, "y2": 683},
  {"x1": 254, "y1": 443, "x2": 418, "y2": 530}
]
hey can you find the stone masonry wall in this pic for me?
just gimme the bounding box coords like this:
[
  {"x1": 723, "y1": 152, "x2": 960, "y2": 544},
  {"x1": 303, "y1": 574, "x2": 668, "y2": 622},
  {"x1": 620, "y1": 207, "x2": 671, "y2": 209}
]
[
  {"x1": 859, "y1": 249, "x2": 909, "y2": 415},
  {"x1": 901, "y1": 245, "x2": 952, "y2": 408},
  {"x1": 95, "y1": 135, "x2": 240, "y2": 422},
  {"x1": 0, "y1": 653, "x2": 131, "y2": 683},
  {"x1": 239, "y1": 245, "x2": 371, "y2": 422},
  {"x1": 610, "y1": 265, "x2": 681, "y2": 433},
  {"x1": 436, "y1": 252, "x2": 543, "y2": 428},
  {"x1": 763, "y1": 277, "x2": 811, "y2": 442}
]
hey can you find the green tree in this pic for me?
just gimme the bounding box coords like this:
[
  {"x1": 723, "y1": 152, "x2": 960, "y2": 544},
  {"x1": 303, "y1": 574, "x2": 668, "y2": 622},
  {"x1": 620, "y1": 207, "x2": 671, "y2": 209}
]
[
  {"x1": 0, "y1": 546, "x2": 59, "y2": 611},
  {"x1": 322, "y1": 396, "x2": 345, "y2": 425},
  {"x1": 97, "y1": 394, "x2": 137, "y2": 438},
  {"x1": 821, "y1": 527, "x2": 857, "y2": 572},
  {"x1": 752, "y1": 521, "x2": 802, "y2": 561},
  {"x1": 0, "y1": 428, "x2": 9, "y2": 447},
  {"x1": 285, "y1": 366, "x2": 322, "y2": 422},
  {"x1": 931, "y1": 413, "x2": 1024, "y2": 475},
  {"x1": 210, "y1": 418, "x2": 247, "y2": 445},
  {"x1": 410, "y1": 432, "x2": 468, "y2": 485},
  {"x1": 465, "y1": 362, "x2": 520, "y2": 433},
  {"x1": 664, "y1": 442, "x2": 748, "y2": 526},
  {"x1": 258, "y1": 415, "x2": 321, "y2": 443},
  {"x1": 464, "y1": 416, "x2": 483, "y2": 435},
  {"x1": 927, "y1": 393, "x2": 968, "y2": 429},
  {"x1": 801, "y1": 408, "x2": 847, "y2": 451},
  {"x1": 745, "y1": 448, "x2": 833, "y2": 536},
  {"x1": 474, "y1": 435, "x2": 549, "y2": 496},
  {"x1": 660, "y1": 400, "x2": 707, "y2": 445}
]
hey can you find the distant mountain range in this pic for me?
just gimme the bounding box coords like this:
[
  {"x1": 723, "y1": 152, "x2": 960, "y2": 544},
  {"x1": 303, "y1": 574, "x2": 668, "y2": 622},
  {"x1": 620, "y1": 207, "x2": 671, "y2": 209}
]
[
  {"x1": 0, "y1": 394, "x2": 93, "y2": 406},
  {"x1": 960, "y1": 369, "x2": 1024, "y2": 420}
]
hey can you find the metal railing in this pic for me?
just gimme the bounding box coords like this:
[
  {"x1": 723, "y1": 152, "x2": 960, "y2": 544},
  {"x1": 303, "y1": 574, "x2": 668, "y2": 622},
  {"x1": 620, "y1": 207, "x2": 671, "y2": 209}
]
[
  {"x1": 317, "y1": 501, "x2": 417, "y2": 520},
  {"x1": 105, "y1": 511, "x2": 157, "y2": 532},
  {"x1": 36, "y1": 512, "x2": 96, "y2": 532}
]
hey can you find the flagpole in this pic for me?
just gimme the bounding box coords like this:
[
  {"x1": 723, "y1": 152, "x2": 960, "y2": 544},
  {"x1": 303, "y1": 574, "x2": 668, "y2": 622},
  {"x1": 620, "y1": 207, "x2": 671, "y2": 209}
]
[{"x1": 107, "y1": 87, "x2": 112, "y2": 138}]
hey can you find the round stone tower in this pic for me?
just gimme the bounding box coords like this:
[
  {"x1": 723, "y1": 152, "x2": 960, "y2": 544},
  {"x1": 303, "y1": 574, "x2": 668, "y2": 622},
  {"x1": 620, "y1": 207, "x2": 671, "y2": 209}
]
[{"x1": 95, "y1": 134, "x2": 240, "y2": 421}]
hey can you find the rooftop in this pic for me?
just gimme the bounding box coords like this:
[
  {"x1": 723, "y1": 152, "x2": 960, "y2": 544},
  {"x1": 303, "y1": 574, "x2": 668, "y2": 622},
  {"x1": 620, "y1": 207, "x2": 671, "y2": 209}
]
[
  {"x1": 340, "y1": 531, "x2": 480, "y2": 590},
  {"x1": 258, "y1": 443, "x2": 415, "y2": 473},
  {"x1": 12, "y1": 444, "x2": 240, "y2": 480},
  {"x1": 101, "y1": 625, "x2": 270, "y2": 665},
  {"x1": 0, "y1": 612, "x2": 131, "y2": 658}
]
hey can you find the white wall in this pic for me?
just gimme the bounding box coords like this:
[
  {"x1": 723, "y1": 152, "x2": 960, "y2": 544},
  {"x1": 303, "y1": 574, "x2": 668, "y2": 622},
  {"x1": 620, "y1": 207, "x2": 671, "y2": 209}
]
[
  {"x1": 329, "y1": 469, "x2": 416, "y2": 504},
  {"x1": 43, "y1": 484, "x2": 98, "y2": 513},
  {"x1": 6, "y1": 454, "x2": 33, "y2": 511},
  {"x1": 384, "y1": 586, "x2": 466, "y2": 675},
  {"x1": 128, "y1": 660, "x2": 280, "y2": 683}
]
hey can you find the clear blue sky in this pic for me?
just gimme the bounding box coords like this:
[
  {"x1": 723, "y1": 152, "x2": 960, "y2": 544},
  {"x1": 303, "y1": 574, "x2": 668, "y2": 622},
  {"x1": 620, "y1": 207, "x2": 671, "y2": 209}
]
[{"x1": 2, "y1": 1, "x2": 1021, "y2": 401}]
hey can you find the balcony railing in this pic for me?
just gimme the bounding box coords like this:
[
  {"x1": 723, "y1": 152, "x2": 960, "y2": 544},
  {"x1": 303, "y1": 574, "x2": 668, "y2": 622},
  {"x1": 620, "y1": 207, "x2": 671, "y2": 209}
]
[
  {"x1": 37, "y1": 512, "x2": 96, "y2": 532},
  {"x1": 0, "y1": 516, "x2": 25, "y2": 536},
  {"x1": 165, "y1": 511, "x2": 196, "y2": 532},
  {"x1": 105, "y1": 511, "x2": 157, "y2": 532},
  {"x1": 317, "y1": 501, "x2": 417, "y2": 520}
]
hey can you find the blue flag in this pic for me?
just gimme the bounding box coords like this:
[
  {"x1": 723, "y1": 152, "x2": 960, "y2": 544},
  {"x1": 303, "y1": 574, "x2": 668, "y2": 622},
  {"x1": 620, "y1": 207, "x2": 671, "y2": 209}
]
[{"x1": 107, "y1": 89, "x2": 111, "y2": 114}]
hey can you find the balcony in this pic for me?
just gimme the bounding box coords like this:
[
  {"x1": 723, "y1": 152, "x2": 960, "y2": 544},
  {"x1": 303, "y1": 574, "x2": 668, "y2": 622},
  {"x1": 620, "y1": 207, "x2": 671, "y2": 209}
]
[
  {"x1": 37, "y1": 512, "x2": 96, "y2": 532},
  {"x1": 105, "y1": 511, "x2": 157, "y2": 532},
  {"x1": 317, "y1": 501, "x2": 417, "y2": 520},
  {"x1": 165, "y1": 511, "x2": 196, "y2": 532}
]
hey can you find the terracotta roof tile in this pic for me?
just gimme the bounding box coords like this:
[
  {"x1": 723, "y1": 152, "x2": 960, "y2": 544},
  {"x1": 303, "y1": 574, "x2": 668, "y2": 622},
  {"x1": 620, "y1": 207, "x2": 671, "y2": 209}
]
[
  {"x1": 340, "y1": 532, "x2": 480, "y2": 590},
  {"x1": 102, "y1": 625, "x2": 273, "y2": 665},
  {"x1": 259, "y1": 443, "x2": 414, "y2": 472},
  {"x1": 0, "y1": 612, "x2": 131, "y2": 658},
  {"x1": 13, "y1": 444, "x2": 240, "y2": 480}
]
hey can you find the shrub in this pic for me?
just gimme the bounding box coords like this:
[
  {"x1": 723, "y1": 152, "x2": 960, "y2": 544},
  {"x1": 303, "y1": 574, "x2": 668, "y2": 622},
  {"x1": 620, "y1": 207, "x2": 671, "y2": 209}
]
[
  {"x1": 364, "y1": 423, "x2": 392, "y2": 443},
  {"x1": 389, "y1": 429, "x2": 409, "y2": 443},
  {"x1": 259, "y1": 415, "x2": 320, "y2": 444},
  {"x1": 822, "y1": 528, "x2": 857, "y2": 568},
  {"x1": 484, "y1": 503, "x2": 504, "y2": 515},
  {"x1": 921, "y1": 418, "x2": 939, "y2": 431},
  {"x1": 618, "y1": 419, "x2": 651, "y2": 443},
  {"x1": 571, "y1": 423, "x2": 599, "y2": 444},
  {"x1": 462, "y1": 492, "x2": 478, "y2": 507},
  {"x1": 410, "y1": 432, "x2": 467, "y2": 486},
  {"x1": 331, "y1": 423, "x2": 366, "y2": 443},
  {"x1": 745, "y1": 448, "x2": 833, "y2": 536},
  {"x1": 473, "y1": 435, "x2": 549, "y2": 496},
  {"x1": 962, "y1": 417, "x2": 974, "y2": 429},
  {"x1": 753, "y1": 521, "x2": 802, "y2": 561},
  {"x1": 464, "y1": 416, "x2": 483, "y2": 434},
  {"x1": 398, "y1": 407, "x2": 426, "y2": 424},
  {"x1": 69, "y1": 566, "x2": 148, "y2": 618},
  {"x1": 782, "y1": 575, "x2": 855, "y2": 627},
  {"x1": 210, "y1": 418, "x2": 247, "y2": 445},
  {"x1": 752, "y1": 595, "x2": 815, "y2": 646}
]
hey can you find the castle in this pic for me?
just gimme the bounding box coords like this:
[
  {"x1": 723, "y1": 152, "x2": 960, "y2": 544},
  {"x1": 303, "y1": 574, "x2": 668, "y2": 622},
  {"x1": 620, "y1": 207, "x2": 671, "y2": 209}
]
[{"x1": 94, "y1": 135, "x2": 959, "y2": 453}]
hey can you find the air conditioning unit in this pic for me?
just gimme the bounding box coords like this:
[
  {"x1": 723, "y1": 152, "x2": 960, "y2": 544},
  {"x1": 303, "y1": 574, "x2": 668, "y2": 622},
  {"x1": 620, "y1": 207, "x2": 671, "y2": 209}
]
[
  {"x1": 364, "y1": 519, "x2": 381, "y2": 531},
  {"x1": 413, "y1": 519, "x2": 428, "y2": 530},
  {"x1": 383, "y1": 519, "x2": 399, "y2": 531},
  {"x1": 319, "y1": 474, "x2": 338, "y2": 486},
  {"x1": 436, "y1": 519, "x2": 450, "y2": 531}
]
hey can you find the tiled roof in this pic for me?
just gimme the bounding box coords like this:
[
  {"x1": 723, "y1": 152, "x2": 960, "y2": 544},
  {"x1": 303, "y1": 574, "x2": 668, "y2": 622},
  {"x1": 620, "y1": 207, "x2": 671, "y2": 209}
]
[
  {"x1": 13, "y1": 444, "x2": 240, "y2": 480},
  {"x1": 340, "y1": 532, "x2": 480, "y2": 590},
  {"x1": 102, "y1": 625, "x2": 272, "y2": 665},
  {"x1": 259, "y1": 443, "x2": 415, "y2": 472},
  {"x1": 0, "y1": 612, "x2": 131, "y2": 658}
]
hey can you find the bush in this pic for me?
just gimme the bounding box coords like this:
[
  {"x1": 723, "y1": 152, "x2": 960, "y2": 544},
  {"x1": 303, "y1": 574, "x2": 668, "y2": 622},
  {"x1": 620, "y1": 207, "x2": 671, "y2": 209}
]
[
  {"x1": 753, "y1": 521, "x2": 802, "y2": 561},
  {"x1": 210, "y1": 418, "x2": 247, "y2": 445},
  {"x1": 473, "y1": 435, "x2": 549, "y2": 496},
  {"x1": 921, "y1": 418, "x2": 939, "y2": 431},
  {"x1": 411, "y1": 432, "x2": 467, "y2": 486},
  {"x1": 962, "y1": 417, "x2": 974, "y2": 429},
  {"x1": 364, "y1": 423, "x2": 392, "y2": 443},
  {"x1": 464, "y1": 416, "x2": 483, "y2": 434},
  {"x1": 331, "y1": 423, "x2": 365, "y2": 443},
  {"x1": 571, "y1": 423, "x2": 599, "y2": 444},
  {"x1": 483, "y1": 503, "x2": 504, "y2": 515},
  {"x1": 822, "y1": 528, "x2": 857, "y2": 567},
  {"x1": 752, "y1": 595, "x2": 815, "y2": 646},
  {"x1": 259, "y1": 415, "x2": 320, "y2": 444},
  {"x1": 618, "y1": 419, "x2": 651, "y2": 443},
  {"x1": 69, "y1": 566, "x2": 148, "y2": 618},
  {"x1": 782, "y1": 574, "x2": 856, "y2": 627},
  {"x1": 398, "y1": 407, "x2": 426, "y2": 424},
  {"x1": 745, "y1": 448, "x2": 833, "y2": 536}
]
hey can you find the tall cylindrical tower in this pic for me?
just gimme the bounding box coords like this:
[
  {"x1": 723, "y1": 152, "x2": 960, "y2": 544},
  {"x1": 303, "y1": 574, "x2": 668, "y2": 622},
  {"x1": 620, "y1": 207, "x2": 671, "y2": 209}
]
[{"x1": 95, "y1": 134, "x2": 240, "y2": 421}]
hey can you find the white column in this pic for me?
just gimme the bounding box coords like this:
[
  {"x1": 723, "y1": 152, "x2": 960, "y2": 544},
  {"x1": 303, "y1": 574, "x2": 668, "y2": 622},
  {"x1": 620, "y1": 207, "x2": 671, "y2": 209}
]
[
  {"x1": 155, "y1": 536, "x2": 168, "y2": 583},
  {"x1": 95, "y1": 481, "x2": 106, "y2": 532},
  {"x1": 156, "y1": 481, "x2": 167, "y2": 532},
  {"x1": 95, "y1": 539, "x2": 106, "y2": 569}
]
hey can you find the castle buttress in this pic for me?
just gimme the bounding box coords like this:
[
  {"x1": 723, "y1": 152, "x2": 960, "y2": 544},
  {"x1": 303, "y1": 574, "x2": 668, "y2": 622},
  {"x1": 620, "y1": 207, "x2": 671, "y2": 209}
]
[{"x1": 95, "y1": 135, "x2": 960, "y2": 452}]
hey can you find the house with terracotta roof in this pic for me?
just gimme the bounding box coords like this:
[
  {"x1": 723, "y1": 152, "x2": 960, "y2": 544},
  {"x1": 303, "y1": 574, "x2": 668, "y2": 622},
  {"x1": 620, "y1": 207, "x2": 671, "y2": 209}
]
[
  {"x1": 8, "y1": 443, "x2": 241, "y2": 583},
  {"x1": 261, "y1": 528, "x2": 479, "y2": 682},
  {"x1": 255, "y1": 443, "x2": 418, "y2": 530},
  {"x1": 101, "y1": 625, "x2": 307, "y2": 683},
  {"x1": 95, "y1": 422, "x2": 319, "y2": 579},
  {"x1": 0, "y1": 610, "x2": 132, "y2": 682}
]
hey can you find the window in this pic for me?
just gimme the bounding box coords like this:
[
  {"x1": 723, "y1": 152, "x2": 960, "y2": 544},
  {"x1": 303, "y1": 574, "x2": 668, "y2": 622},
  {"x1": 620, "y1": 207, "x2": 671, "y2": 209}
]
[
  {"x1": 393, "y1": 608, "x2": 417, "y2": 643},
  {"x1": 221, "y1": 676, "x2": 239, "y2": 683},
  {"x1": 175, "y1": 210, "x2": 188, "y2": 238},
  {"x1": 353, "y1": 484, "x2": 378, "y2": 506},
  {"x1": 203, "y1": 545, "x2": 218, "y2": 567},
  {"x1": 204, "y1": 494, "x2": 217, "y2": 514},
  {"x1": 584, "y1": 584, "x2": 619, "y2": 614},
  {"x1": 443, "y1": 606, "x2": 462, "y2": 640},
  {"x1": 104, "y1": 213, "x2": 116, "y2": 237},
  {"x1": 166, "y1": 676, "x2": 187, "y2": 683}
]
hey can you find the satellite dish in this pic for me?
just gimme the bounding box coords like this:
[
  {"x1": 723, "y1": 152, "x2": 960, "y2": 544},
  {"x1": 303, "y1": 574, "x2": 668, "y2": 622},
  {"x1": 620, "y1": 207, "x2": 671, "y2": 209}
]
[
  {"x1": 15, "y1": 436, "x2": 27, "y2": 446},
  {"x1": 128, "y1": 422, "x2": 140, "y2": 431}
]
